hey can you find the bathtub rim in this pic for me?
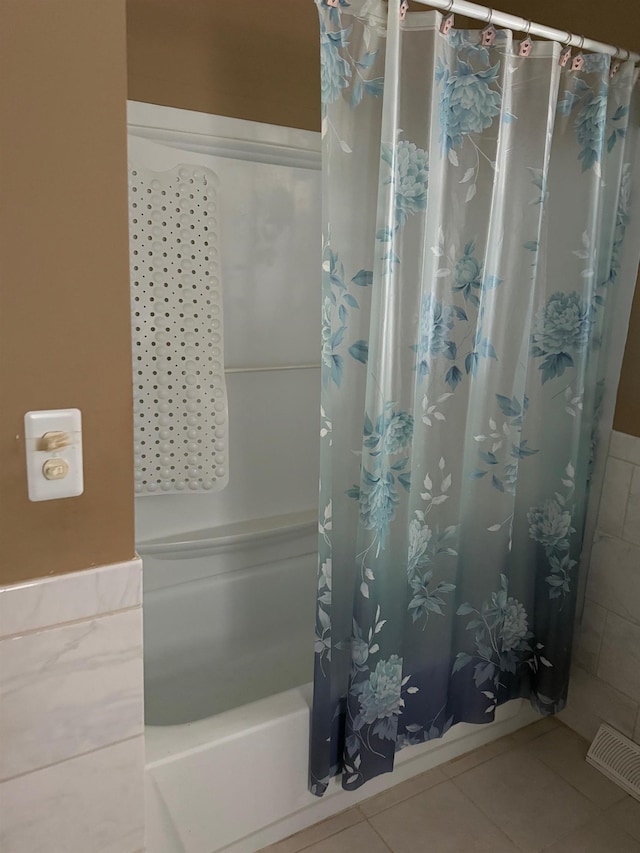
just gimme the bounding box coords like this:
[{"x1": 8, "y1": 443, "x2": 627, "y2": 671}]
[{"x1": 138, "y1": 508, "x2": 317, "y2": 562}]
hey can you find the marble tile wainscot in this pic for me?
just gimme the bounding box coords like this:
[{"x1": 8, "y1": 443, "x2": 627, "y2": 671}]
[
  {"x1": 563, "y1": 430, "x2": 640, "y2": 745},
  {"x1": 0, "y1": 559, "x2": 145, "y2": 853}
]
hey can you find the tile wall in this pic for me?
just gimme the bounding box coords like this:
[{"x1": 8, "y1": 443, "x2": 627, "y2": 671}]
[
  {"x1": 562, "y1": 430, "x2": 640, "y2": 744},
  {"x1": 0, "y1": 559, "x2": 145, "y2": 853}
]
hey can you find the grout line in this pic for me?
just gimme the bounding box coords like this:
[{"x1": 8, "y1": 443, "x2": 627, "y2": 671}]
[
  {"x1": 594, "y1": 606, "x2": 607, "y2": 673},
  {"x1": 268, "y1": 807, "x2": 366, "y2": 853},
  {"x1": 537, "y1": 821, "x2": 589, "y2": 851},
  {"x1": 619, "y1": 463, "x2": 635, "y2": 539},
  {"x1": 607, "y1": 432, "x2": 640, "y2": 466},
  {"x1": 620, "y1": 464, "x2": 640, "y2": 546},
  {"x1": 361, "y1": 773, "x2": 449, "y2": 818},
  {"x1": 0, "y1": 604, "x2": 142, "y2": 641},
  {"x1": 297, "y1": 809, "x2": 366, "y2": 853},
  {"x1": 0, "y1": 733, "x2": 143, "y2": 785},
  {"x1": 447, "y1": 774, "x2": 526, "y2": 851},
  {"x1": 529, "y1": 730, "x2": 617, "y2": 807},
  {"x1": 365, "y1": 819, "x2": 395, "y2": 852},
  {"x1": 593, "y1": 610, "x2": 612, "y2": 681}
]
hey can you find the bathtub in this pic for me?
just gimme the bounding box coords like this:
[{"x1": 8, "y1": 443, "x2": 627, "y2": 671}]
[{"x1": 141, "y1": 510, "x2": 539, "y2": 853}]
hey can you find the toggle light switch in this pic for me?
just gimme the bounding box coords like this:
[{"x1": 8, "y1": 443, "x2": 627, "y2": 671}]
[
  {"x1": 39, "y1": 431, "x2": 71, "y2": 452},
  {"x1": 24, "y1": 409, "x2": 83, "y2": 501},
  {"x1": 42, "y1": 458, "x2": 70, "y2": 480}
]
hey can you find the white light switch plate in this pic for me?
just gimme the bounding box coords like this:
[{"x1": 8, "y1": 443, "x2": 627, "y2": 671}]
[{"x1": 24, "y1": 409, "x2": 83, "y2": 501}]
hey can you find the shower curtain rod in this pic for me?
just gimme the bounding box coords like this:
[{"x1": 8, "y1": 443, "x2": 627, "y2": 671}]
[{"x1": 412, "y1": 0, "x2": 640, "y2": 63}]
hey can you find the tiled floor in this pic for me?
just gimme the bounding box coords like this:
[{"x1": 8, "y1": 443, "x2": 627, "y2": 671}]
[{"x1": 261, "y1": 719, "x2": 640, "y2": 853}]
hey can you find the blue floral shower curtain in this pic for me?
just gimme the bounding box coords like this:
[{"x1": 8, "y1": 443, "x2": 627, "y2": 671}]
[{"x1": 310, "y1": 0, "x2": 639, "y2": 795}]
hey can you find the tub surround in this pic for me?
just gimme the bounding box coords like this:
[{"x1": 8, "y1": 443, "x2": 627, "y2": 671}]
[
  {"x1": 0, "y1": 558, "x2": 145, "y2": 853},
  {"x1": 128, "y1": 104, "x2": 322, "y2": 551},
  {"x1": 562, "y1": 430, "x2": 640, "y2": 744}
]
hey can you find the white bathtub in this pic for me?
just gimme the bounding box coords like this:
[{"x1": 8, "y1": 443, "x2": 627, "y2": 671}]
[{"x1": 141, "y1": 510, "x2": 539, "y2": 853}]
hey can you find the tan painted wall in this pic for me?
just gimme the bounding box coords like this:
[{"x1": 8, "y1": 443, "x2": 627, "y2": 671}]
[
  {"x1": 0, "y1": 1, "x2": 135, "y2": 586},
  {"x1": 616, "y1": 279, "x2": 640, "y2": 436},
  {"x1": 127, "y1": 0, "x2": 321, "y2": 132},
  {"x1": 127, "y1": 0, "x2": 640, "y2": 438}
]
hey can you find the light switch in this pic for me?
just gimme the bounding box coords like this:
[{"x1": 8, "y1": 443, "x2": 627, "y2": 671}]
[{"x1": 24, "y1": 409, "x2": 83, "y2": 501}]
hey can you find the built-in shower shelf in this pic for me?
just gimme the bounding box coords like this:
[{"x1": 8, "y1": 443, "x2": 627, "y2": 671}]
[{"x1": 137, "y1": 508, "x2": 317, "y2": 561}]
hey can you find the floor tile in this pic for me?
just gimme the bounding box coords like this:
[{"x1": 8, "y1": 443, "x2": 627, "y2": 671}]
[
  {"x1": 543, "y1": 815, "x2": 640, "y2": 852},
  {"x1": 302, "y1": 821, "x2": 391, "y2": 853},
  {"x1": 259, "y1": 808, "x2": 365, "y2": 853},
  {"x1": 528, "y1": 726, "x2": 627, "y2": 808},
  {"x1": 359, "y1": 766, "x2": 446, "y2": 817},
  {"x1": 442, "y1": 734, "x2": 516, "y2": 778},
  {"x1": 369, "y1": 780, "x2": 517, "y2": 853},
  {"x1": 454, "y1": 747, "x2": 592, "y2": 851},
  {"x1": 605, "y1": 797, "x2": 640, "y2": 843}
]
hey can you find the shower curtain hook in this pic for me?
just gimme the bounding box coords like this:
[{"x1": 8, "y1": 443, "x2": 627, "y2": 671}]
[
  {"x1": 610, "y1": 45, "x2": 622, "y2": 77},
  {"x1": 518, "y1": 19, "x2": 533, "y2": 57},
  {"x1": 559, "y1": 32, "x2": 573, "y2": 67},
  {"x1": 440, "y1": 0, "x2": 455, "y2": 35},
  {"x1": 571, "y1": 35, "x2": 586, "y2": 71},
  {"x1": 481, "y1": 7, "x2": 496, "y2": 46}
]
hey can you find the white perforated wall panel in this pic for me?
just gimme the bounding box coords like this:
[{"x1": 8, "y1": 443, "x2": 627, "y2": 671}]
[{"x1": 128, "y1": 159, "x2": 228, "y2": 495}]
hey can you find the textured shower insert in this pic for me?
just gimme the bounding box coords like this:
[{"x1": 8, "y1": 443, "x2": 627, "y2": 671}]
[{"x1": 128, "y1": 160, "x2": 228, "y2": 495}]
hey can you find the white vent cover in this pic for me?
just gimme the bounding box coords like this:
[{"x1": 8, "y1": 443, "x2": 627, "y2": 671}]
[
  {"x1": 128, "y1": 149, "x2": 228, "y2": 495},
  {"x1": 586, "y1": 723, "x2": 640, "y2": 802}
]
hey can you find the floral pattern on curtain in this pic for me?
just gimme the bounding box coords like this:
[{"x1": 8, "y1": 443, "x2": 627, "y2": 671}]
[{"x1": 311, "y1": 0, "x2": 639, "y2": 796}]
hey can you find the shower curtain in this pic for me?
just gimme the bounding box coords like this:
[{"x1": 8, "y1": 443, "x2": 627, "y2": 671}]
[{"x1": 310, "y1": 0, "x2": 639, "y2": 795}]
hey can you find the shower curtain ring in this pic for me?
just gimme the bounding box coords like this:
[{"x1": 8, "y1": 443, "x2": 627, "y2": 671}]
[
  {"x1": 559, "y1": 32, "x2": 573, "y2": 67},
  {"x1": 518, "y1": 19, "x2": 533, "y2": 57},
  {"x1": 481, "y1": 7, "x2": 496, "y2": 46},
  {"x1": 610, "y1": 45, "x2": 624, "y2": 76},
  {"x1": 571, "y1": 35, "x2": 586, "y2": 70},
  {"x1": 439, "y1": 0, "x2": 455, "y2": 34}
]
